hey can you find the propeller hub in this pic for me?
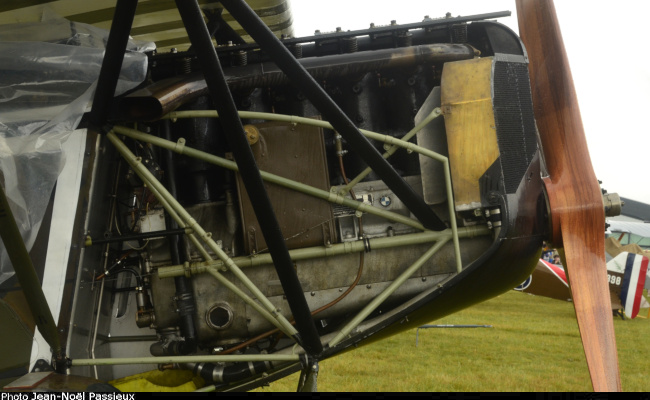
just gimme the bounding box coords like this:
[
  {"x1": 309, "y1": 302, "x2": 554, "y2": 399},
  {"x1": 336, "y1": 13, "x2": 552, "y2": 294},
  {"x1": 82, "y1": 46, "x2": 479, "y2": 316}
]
[{"x1": 603, "y1": 192, "x2": 623, "y2": 217}]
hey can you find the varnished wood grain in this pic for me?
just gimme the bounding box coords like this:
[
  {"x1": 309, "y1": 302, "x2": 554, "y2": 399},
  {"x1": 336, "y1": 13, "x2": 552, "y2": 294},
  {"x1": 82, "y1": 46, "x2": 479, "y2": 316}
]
[{"x1": 516, "y1": 0, "x2": 621, "y2": 391}]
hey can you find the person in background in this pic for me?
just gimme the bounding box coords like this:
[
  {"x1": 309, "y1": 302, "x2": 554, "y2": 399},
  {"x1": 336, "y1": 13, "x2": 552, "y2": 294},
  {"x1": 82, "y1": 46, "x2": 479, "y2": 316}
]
[{"x1": 542, "y1": 241, "x2": 554, "y2": 262}]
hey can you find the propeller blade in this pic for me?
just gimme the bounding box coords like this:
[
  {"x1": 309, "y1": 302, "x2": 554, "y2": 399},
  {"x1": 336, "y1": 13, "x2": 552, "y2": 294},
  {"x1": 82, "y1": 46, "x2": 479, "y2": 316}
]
[{"x1": 515, "y1": 0, "x2": 621, "y2": 391}]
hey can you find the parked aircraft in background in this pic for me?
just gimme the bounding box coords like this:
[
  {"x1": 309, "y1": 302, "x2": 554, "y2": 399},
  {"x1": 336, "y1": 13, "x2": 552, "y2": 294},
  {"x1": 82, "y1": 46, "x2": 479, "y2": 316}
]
[
  {"x1": 0, "y1": 0, "x2": 626, "y2": 392},
  {"x1": 515, "y1": 241, "x2": 649, "y2": 319}
]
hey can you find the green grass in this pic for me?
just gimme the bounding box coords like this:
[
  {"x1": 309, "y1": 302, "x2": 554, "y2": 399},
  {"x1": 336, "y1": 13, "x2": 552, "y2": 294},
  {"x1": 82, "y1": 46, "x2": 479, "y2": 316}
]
[{"x1": 254, "y1": 290, "x2": 650, "y2": 392}]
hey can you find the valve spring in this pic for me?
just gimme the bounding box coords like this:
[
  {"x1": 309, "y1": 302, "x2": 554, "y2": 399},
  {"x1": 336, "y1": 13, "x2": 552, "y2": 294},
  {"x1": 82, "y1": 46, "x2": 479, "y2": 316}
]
[
  {"x1": 290, "y1": 43, "x2": 303, "y2": 59},
  {"x1": 181, "y1": 57, "x2": 192, "y2": 74},
  {"x1": 450, "y1": 23, "x2": 468, "y2": 44},
  {"x1": 234, "y1": 50, "x2": 248, "y2": 66},
  {"x1": 342, "y1": 36, "x2": 358, "y2": 53},
  {"x1": 397, "y1": 32, "x2": 413, "y2": 48}
]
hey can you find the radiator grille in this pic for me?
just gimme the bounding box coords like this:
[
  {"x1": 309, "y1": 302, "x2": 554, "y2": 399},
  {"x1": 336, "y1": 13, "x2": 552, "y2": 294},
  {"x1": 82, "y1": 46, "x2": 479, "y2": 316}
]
[{"x1": 493, "y1": 59, "x2": 538, "y2": 194}]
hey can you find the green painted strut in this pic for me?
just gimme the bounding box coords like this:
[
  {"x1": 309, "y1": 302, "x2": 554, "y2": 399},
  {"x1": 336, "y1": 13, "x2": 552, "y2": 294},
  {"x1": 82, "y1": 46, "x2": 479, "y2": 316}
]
[
  {"x1": 157, "y1": 225, "x2": 491, "y2": 279},
  {"x1": 142, "y1": 176, "x2": 214, "y2": 261},
  {"x1": 339, "y1": 107, "x2": 442, "y2": 195},
  {"x1": 112, "y1": 125, "x2": 425, "y2": 231},
  {"x1": 71, "y1": 353, "x2": 300, "y2": 366},
  {"x1": 129, "y1": 163, "x2": 302, "y2": 343},
  {"x1": 328, "y1": 237, "x2": 450, "y2": 347},
  {"x1": 0, "y1": 184, "x2": 63, "y2": 359},
  {"x1": 160, "y1": 110, "x2": 461, "y2": 273},
  {"x1": 107, "y1": 132, "x2": 299, "y2": 339}
]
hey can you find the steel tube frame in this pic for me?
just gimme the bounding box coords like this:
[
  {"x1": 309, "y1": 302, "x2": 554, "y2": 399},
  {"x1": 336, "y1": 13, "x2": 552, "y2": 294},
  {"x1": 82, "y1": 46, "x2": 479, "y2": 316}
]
[
  {"x1": 117, "y1": 136, "x2": 297, "y2": 338},
  {"x1": 113, "y1": 125, "x2": 426, "y2": 231},
  {"x1": 107, "y1": 132, "x2": 299, "y2": 339},
  {"x1": 138, "y1": 169, "x2": 213, "y2": 262},
  {"x1": 67, "y1": 0, "x2": 473, "y2": 375},
  {"x1": 162, "y1": 110, "x2": 462, "y2": 273},
  {"x1": 175, "y1": 0, "x2": 322, "y2": 356},
  {"x1": 0, "y1": 185, "x2": 63, "y2": 361},
  {"x1": 88, "y1": 0, "x2": 138, "y2": 132},
  {"x1": 328, "y1": 237, "x2": 450, "y2": 347},
  {"x1": 71, "y1": 354, "x2": 300, "y2": 367},
  {"x1": 339, "y1": 107, "x2": 442, "y2": 195},
  {"x1": 85, "y1": 228, "x2": 191, "y2": 246},
  {"x1": 156, "y1": 226, "x2": 490, "y2": 279},
  {"x1": 139, "y1": 168, "x2": 298, "y2": 339},
  {"x1": 220, "y1": 0, "x2": 447, "y2": 232}
]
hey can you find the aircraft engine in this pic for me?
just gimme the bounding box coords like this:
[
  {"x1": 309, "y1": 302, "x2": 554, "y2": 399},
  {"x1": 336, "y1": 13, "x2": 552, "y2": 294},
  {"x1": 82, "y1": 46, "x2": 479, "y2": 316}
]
[{"x1": 67, "y1": 14, "x2": 546, "y2": 384}]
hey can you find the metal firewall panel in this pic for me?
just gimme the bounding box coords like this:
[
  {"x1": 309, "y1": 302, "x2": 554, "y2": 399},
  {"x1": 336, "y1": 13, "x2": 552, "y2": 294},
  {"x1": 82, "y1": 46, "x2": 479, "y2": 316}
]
[
  {"x1": 235, "y1": 120, "x2": 335, "y2": 254},
  {"x1": 416, "y1": 87, "x2": 449, "y2": 206}
]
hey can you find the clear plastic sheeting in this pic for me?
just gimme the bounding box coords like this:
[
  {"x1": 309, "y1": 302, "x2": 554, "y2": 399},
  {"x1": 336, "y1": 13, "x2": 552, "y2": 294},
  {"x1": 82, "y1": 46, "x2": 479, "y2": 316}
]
[{"x1": 0, "y1": 13, "x2": 154, "y2": 284}]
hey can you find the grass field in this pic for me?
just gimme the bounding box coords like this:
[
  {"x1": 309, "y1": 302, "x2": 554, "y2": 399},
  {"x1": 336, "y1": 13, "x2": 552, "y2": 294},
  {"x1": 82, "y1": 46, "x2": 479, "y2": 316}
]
[{"x1": 255, "y1": 290, "x2": 649, "y2": 392}]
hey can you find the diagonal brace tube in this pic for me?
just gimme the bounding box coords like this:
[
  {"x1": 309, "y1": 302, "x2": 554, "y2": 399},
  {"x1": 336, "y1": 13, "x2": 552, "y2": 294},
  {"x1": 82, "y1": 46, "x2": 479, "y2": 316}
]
[
  {"x1": 163, "y1": 110, "x2": 462, "y2": 274},
  {"x1": 113, "y1": 125, "x2": 426, "y2": 231},
  {"x1": 0, "y1": 185, "x2": 63, "y2": 362},
  {"x1": 88, "y1": 0, "x2": 139, "y2": 132},
  {"x1": 146, "y1": 179, "x2": 295, "y2": 338},
  {"x1": 328, "y1": 237, "x2": 450, "y2": 347},
  {"x1": 175, "y1": 0, "x2": 322, "y2": 356},
  {"x1": 220, "y1": 0, "x2": 447, "y2": 232},
  {"x1": 107, "y1": 131, "x2": 299, "y2": 340},
  {"x1": 135, "y1": 166, "x2": 295, "y2": 337},
  {"x1": 339, "y1": 107, "x2": 442, "y2": 195}
]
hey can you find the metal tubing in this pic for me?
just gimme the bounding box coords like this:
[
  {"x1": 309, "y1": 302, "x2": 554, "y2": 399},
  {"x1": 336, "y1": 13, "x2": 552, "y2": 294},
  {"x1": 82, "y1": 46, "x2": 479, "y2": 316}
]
[
  {"x1": 135, "y1": 167, "x2": 213, "y2": 262},
  {"x1": 71, "y1": 354, "x2": 300, "y2": 366},
  {"x1": 108, "y1": 132, "x2": 299, "y2": 339},
  {"x1": 0, "y1": 185, "x2": 63, "y2": 359},
  {"x1": 220, "y1": 0, "x2": 447, "y2": 232},
  {"x1": 113, "y1": 125, "x2": 425, "y2": 230},
  {"x1": 90, "y1": 279, "x2": 105, "y2": 378},
  {"x1": 85, "y1": 228, "x2": 191, "y2": 246},
  {"x1": 123, "y1": 44, "x2": 476, "y2": 120},
  {"x1": 134, "y1": 153, "x2": 298, "y2": 339},
  {"x1": 91, "y1": 161, "x2": 124, "y2": 377},
  {"x1": 340, "y1": 107, "x2": 442, "y2": 195},
  {"x1": 202, "y1": 267, "x2": 295, "y2": 336},
  {"x1": 165, "y1": 110, "x2": 463, "y2": 273},
  {"x1": 140, "y1": 181, "x2": 294, "y2": 339},
  {"x1": 328, "y1": 237, "x2": 450, "y2": 347},
  {"x1": 88, "y1": 0, "x2": 138, "y2": 132},
  {"x1": 443, "y1": 161, "x2": 462, "y2": 273},
  {"x1": 175, "y1": 0, "x2": 322, "y2": 356},
  {"x1": 157, "y1": 225, "x2": 491, "y2": 279},
  {"x1": 165, "y1": 110, "x2": 448, "y2": 163},
  {"x1": 160, "y1": 120, "x2": 198, "y2": 356},
  {"x1": 99, "y1": 335, "x2": 159, "y2": 343}
]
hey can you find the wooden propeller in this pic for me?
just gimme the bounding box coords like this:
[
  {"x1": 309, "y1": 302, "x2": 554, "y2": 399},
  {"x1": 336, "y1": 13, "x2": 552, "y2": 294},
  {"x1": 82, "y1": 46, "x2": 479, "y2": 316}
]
[{"x1": 516, "y1": 0, "x2": 621, "y2": 391}]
